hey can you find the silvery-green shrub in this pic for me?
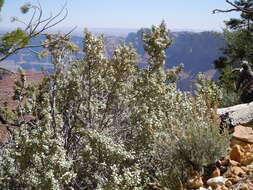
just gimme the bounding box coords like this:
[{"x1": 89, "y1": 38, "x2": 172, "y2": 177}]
[{"x1": 0, "y1": 22, "x2": 229, "y2": 189}]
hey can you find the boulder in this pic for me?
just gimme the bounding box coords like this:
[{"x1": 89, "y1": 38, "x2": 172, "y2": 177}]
[
  {"x1": 217, "y1": 102, "x2": 253, "y2": 126},
  {"x1": 231, "y1": 125, "x2": 253, "y2": 145}
]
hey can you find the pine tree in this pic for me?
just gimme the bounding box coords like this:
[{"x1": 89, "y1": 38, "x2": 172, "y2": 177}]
[{"x1": 213, "y1": 0, "x2": 253, "y2": 105}]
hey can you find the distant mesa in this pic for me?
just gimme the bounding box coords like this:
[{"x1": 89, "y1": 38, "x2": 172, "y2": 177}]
[
  {"x1": 125, "y1": 29, "x2": 224, "y2": 74},
  {"x1": 0, "y1": 29, "x2": 224, "y2": 91}
]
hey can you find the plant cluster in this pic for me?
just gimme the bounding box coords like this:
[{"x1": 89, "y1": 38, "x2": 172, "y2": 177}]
[{"x1": 0, "y1": 22, "x2": 229, "y2": 189}]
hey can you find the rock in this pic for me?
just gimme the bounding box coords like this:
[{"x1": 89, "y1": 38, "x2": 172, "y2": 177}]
[
  {"x1": 231, "y1": 138, "x2": 249, "y2": 147},
  {"x1": 228, "y1": 144, "x2": 253, "y2": 166},
  {"x1": 243, "y1": 144, "x2": 252, "y2": 152},
  {"x1": 220, "y1": 166, "x2": 227, "y2": 174},
  {"x1": 198, "y1": 187, "x2": 212, "y2": 190},
  {"x1": 211, "y1": 185, "x2": 227, "y2": 190},
  {"x1": 217, "y1": 102, "x2": 253, "y2": 126},
  {"x1": 229, "y1": 160, "x2": 240, "y2": 166},
  {"x1": 207, "y1": 176, "x2": 227, "y2": 187},
  {"x1": 211, "y1": 168, "x2": 221, "y2": 178},
  {"x1": 219, "y1": 185, "x2": 229, "y2": 190},
  {"x1": 241, "y1": 166, "x2": 250, "y2": 173},
  {"x1": 224, "y1": 166, "x2": 244, "y2": 179},
  {"x1": 229, "y1": 175, "x2": 241, "y2": 184},
  {"x1": 241, "y1": 152, "x2": 253, "y2": 166},
  {"x1": 230, "y1": 166, "x2": 245, "y2": 176},
  {"x1": 241, "y1": 183, "x2": 249, "y2": 190},
  {"x1": 187, "y1": 168, "x2": 204, "y2": 188},
  {"x1": 187, "y1": 175, "x2": 204, "y2": 189},
  {"x1": 246, "y1": 162, "x2": 253, "y2": 170},
  {"x1": 231, "y1": 125, "x2": 253, "y2": 146},
  {"x1": 219, "y1": 158, "x2": 229, "y2": 167},
  {"x1": 230, "y1": 145, "x2": 243, "y2": 163},
  {"x1": 225, "y1": 180, "x2": 233, "y2": 188}
]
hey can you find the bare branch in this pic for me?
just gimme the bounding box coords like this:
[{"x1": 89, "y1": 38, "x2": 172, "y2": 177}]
[
  {"x1": 26, "y1": 7, "x2": 37, "y2": 32},
  {"x1": 213, "y1": 0, "x2": 253, "y2": 14},
  {"x1": 28, "y1": 48, "x2": 40, "y2": 55},
  {"x1": 40, "y1": 9, "x2": 68, "y2": 33},
  {"x1": 0, "y1": 27, "x2": 77, "y2": 62},
  {"x1": 0, "y1": 1, "x2": 72, "y2": 62},
  {"x1": 65, "y1": 26, "x2": 78, "y2": 36},
  {"x1": 13, "y1": 18, "x2": 29, "y2": 28},
  {"x1": 213, "y1": 8, "x2": 239, "y2": 14},
  {"x1": 30, "y1": 4, "x2": 43, "y2": 34}
]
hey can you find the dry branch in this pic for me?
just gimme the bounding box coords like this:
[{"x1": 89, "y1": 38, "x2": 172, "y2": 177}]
[
  {"x1": 213, "y1": 0, "x2": 253, "y2": 14},
  {"x1": 217, "y1": 102, "x2": 253, "y2": 126},
  {"x1": 0, "y1": 2, "x2": 72, "y2": 62}
]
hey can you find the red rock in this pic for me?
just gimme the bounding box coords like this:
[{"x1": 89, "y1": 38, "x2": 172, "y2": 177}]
[{"x1": 230, "y1": 145, "x2": 243, "y2": 163}]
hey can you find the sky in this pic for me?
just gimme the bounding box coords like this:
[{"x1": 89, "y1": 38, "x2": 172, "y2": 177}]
[{"x1": 1, "y1": 0, "x2": 240, "y2": 33}]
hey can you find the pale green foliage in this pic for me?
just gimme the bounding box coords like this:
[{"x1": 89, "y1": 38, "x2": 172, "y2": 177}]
[
  {"x1": 149, "y1": 74, "x2": 228, "y2": 189},
  {"x1": 0, "y1": 83, "x2": 75, "y2": 190},
  {"x1": 0, "y1": 22, "x2": 229, "y2": 189},
  {"x1": 195, "y1": 73, "x2": 222, "y2": 109},
  {"x1": 142, "y1": 20, "x2": 172, "y2": 73},
  {"x1": 175, "y1": 123, "x2": 228, "y2": 171}
]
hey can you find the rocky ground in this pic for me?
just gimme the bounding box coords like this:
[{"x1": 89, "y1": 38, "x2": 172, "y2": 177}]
[{"x1": 187, "y1": 125, "x2": 253, "y2": 190}]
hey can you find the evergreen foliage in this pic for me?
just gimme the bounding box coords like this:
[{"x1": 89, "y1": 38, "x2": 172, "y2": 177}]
[
  {"x1": 0, "y1": 0, "x2": 4, "y2": 11},
  {"x1": 214, "y1": 0, "x2": 253, "y2": 106},
  {"x1": 0, "y1": 2, "x2": 68, "y2": 62}
]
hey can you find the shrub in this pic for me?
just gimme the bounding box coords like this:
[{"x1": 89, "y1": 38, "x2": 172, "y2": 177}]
[{"x1": 0, "y1": 22, "x2": 229, "y2": 189}]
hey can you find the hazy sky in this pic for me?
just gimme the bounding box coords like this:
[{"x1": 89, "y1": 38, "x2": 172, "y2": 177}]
[{"x1": 1, "y1": 0, "x2": 240, "y2": 31}]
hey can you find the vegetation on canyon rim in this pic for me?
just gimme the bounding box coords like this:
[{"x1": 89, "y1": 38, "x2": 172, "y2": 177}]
[
  {"x1": 4, "y1": 0, "x2": 253, "y2": 189},
  {"x1": 0, "y1": 21, "x2": 229, "y2": 189}
]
